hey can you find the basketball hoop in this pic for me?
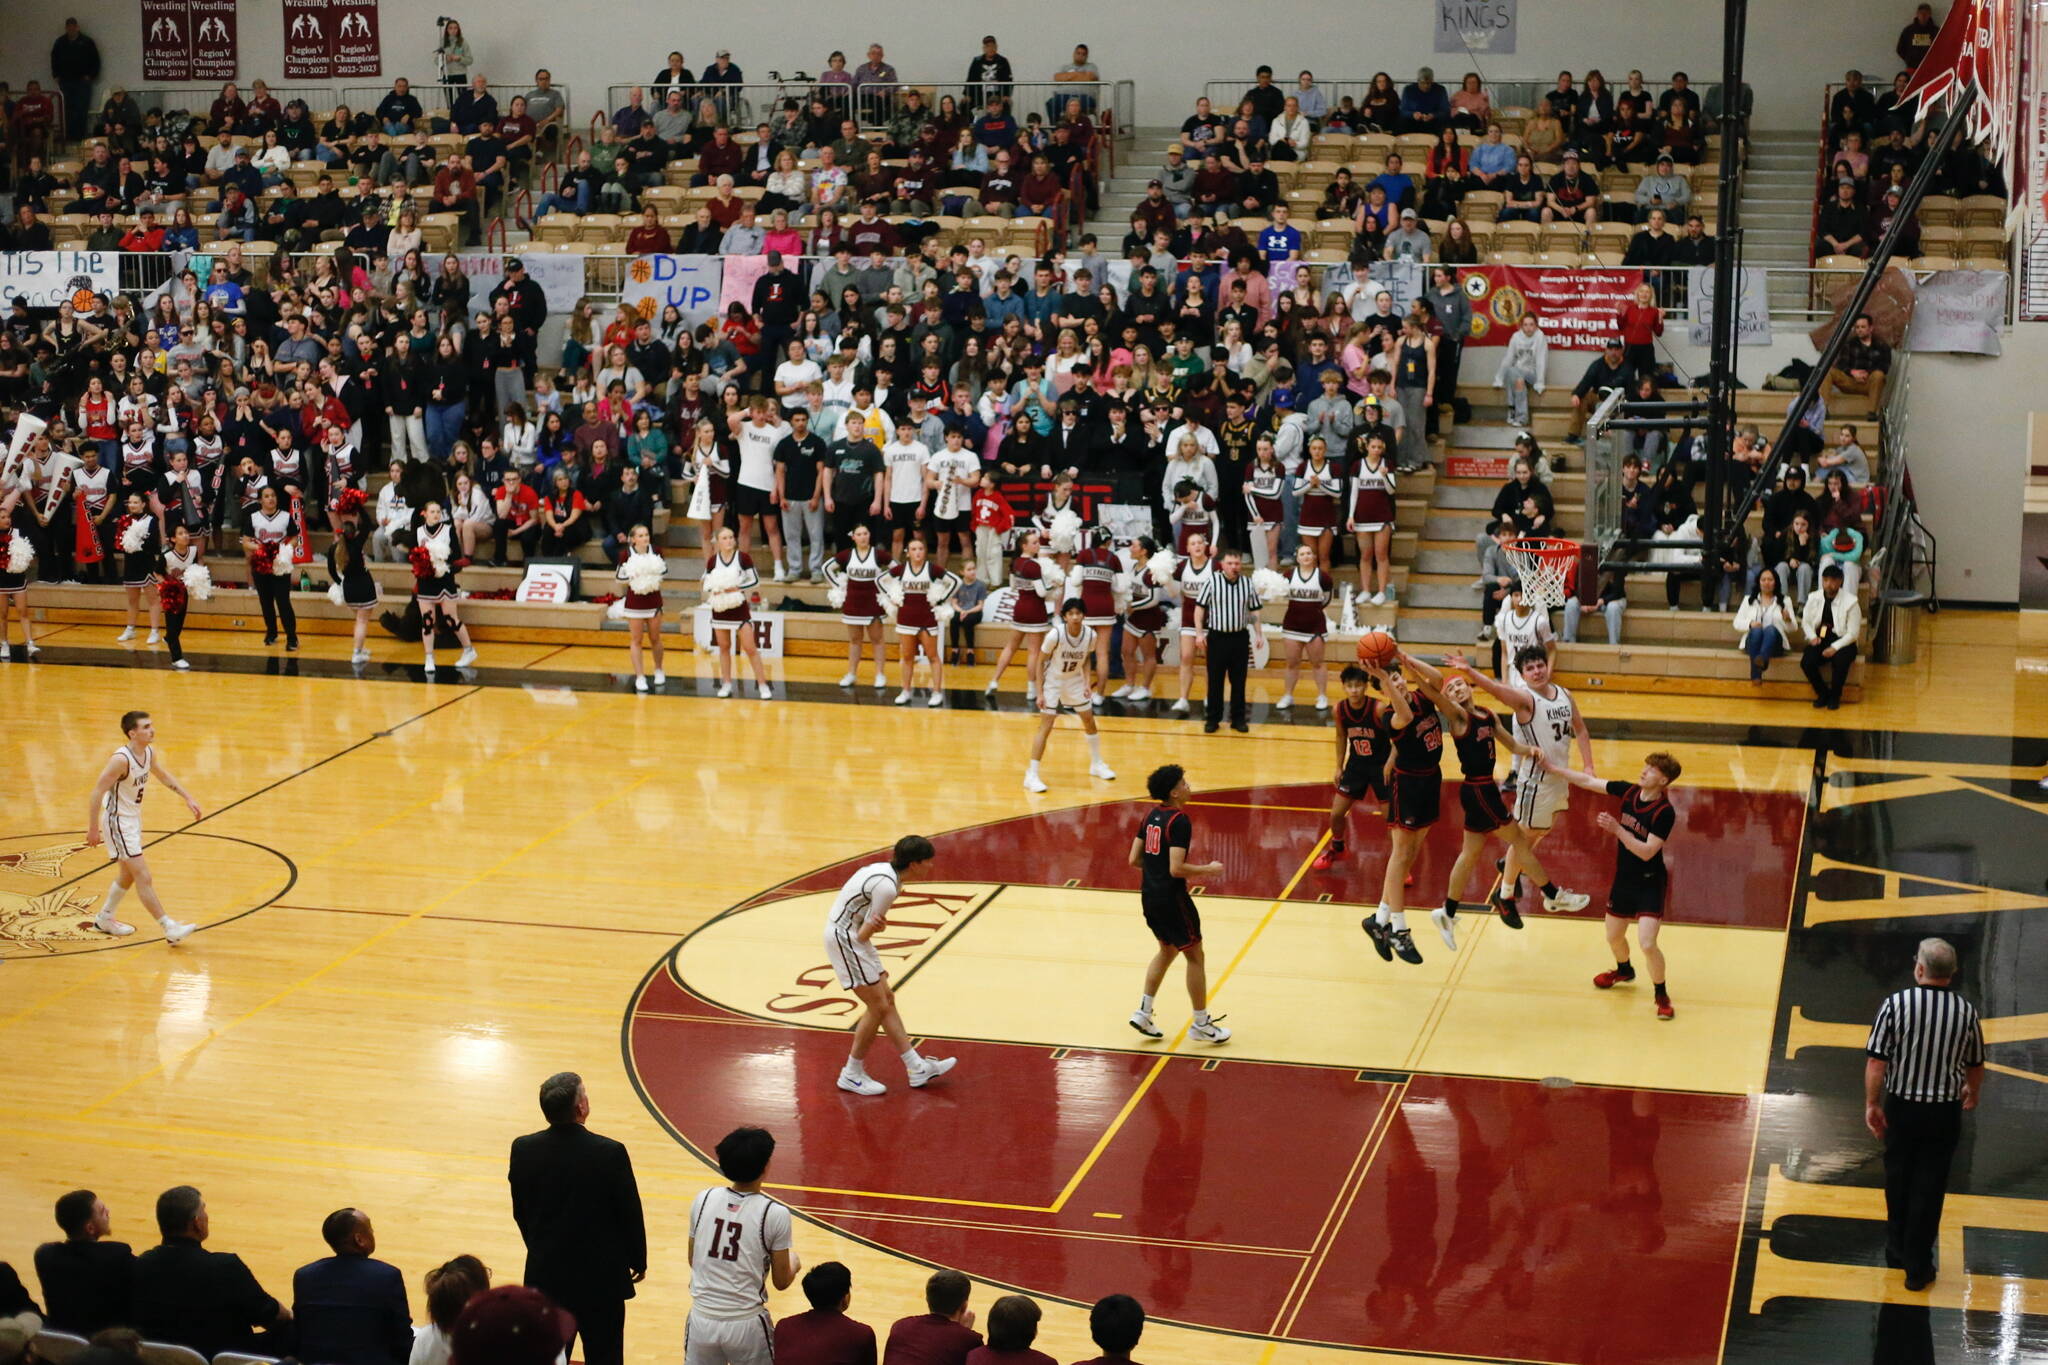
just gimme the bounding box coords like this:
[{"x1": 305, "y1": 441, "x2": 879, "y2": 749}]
[{"x1": 1502, "y1": 538, "x2": 1579, "y2": 611}]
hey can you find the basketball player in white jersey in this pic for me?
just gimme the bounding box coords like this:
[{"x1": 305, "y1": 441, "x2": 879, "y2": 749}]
[
  {"x1": 1448, "y1": 646, "x2": 1595, "y2": 916},
  {"x1": 84, "y1": 710, "x2": 202, "y2": 943},
  {"x1": 823, "y1": 835, "x2": 959, "y2": 1096},
  {"x1": 686, "y1": 1125, "x2": 798, "y2": 1365},
  {"x1": 1025, "y1": 599, "x2": 1116, "y2": 794}
]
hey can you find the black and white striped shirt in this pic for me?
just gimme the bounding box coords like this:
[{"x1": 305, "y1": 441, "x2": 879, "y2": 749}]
[
  {"x1": 1196, "y1": 571, "x2": 1264, "y2": 633},
  {"x1": 1866, "y1": 984, "x2": 1985, "y2": 1102}
]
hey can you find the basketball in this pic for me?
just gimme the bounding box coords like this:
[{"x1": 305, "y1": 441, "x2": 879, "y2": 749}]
[{"x1": 1355, "y1": 629, "x2": 1398, "y2": 667}]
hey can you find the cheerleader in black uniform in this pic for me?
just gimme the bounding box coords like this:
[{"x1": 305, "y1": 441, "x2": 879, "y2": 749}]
[
  {"x1": 115, "y1": 491, "x2": 163, "y2": 646},
  {"x1": 1292, "y1": 435, "x2": 1343, "y2": 570},
  {"x1": 327, "y1": 505, "x2": 379, "y2": 665},
  {"x1": 1111, "y1": 535, "x2": 1168, "y2": 702},
  {"x1": 412, "y1": 500, "x2": 478, "y2": 674},
  {"x1": 320, "y1": 426, "x2": 363, "y2": 535},
  {"x1": 1348, "y1": 432, "x2": 1398, "y2": 605},
  {"x1": 1242, "y1": 437, "x2": 1287, "y2": 572},
  {"x1": 240, "y1": 485, "x2": 299, "y2": 650},
  {"x1": 159, "y1": 522, "x2": 200, "y2": 669},
  {"x1": 0, "y1": 503, "x2": 39, "y2": 660},
  {"x1": 704, "y1": 523, "x2": 769, "y2": 699},
  {"x1": 613, "y1": 522, "x2": 668, "y2": 691}
]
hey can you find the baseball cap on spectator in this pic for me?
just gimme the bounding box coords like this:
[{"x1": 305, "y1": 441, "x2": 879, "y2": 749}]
[
  {"x1": 1604, "y1": 338, "x2": 1624, "y2": 351},
  {"x1": 1167, "y1": 144, "x2": 1184, "y2": 155},
  {"x1": 1400, "y1": 208, "x2": 1418, "y2": 220},
  {"x1": 1272, "y1": 390, "x2": 1296, "y2": 408},
  {"x1": 1562, "y1": 149, "x2": 1581, "y2": 162},
  {"x1": 1148, "y1": 178, "x2": 1162, "y2": 188},
  {"x1": 451, "y1": 1286, "x2": 576, "y2": 1365},
  {"x1": 1656, "y1": 153, "x2": 1674, "y2": 166},
  {"x1": 505, "y1": 257, "x2": 525, "y2": 272},
  {"x1": 234, "y1": 146, "x2": 251, "y2": 158}
]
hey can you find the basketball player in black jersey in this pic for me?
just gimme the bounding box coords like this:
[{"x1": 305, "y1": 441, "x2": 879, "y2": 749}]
[
  {"x1": 1313, "y1": 665, "x2": 1391, "y2": 872},
  {"x1": 1127, "y1": 765, "x2": 1232, "y2": 1044},
  {"x1": 1541, "y1": 752, "x2": 1683, "y2": 1019},
  {"x1": 1360, "y1": 657, "x2": 1437, "y2": 966}
]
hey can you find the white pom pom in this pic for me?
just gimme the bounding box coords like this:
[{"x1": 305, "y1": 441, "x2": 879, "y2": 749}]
[
  {"x1": 182, "y1": 563, "x2": 214, "y2": 601},
  {"x1": 1035, "y1": 555, "x2": 1066, "y2": 593},
  {"x1": 1251, "y1": 567, "x2": 1290, "y2": 604},
  {"x1": 701, "y1": 561, "x2": 746, "y2": 612},
  {"x1": 327, "y1": 582, "x2": 345, "y2": 606},
  {"x1": 1048, "y1": 508, "x2": 1083, "y2": 555},
  {"x1": 119, "y1": 521, "x2": 147, "y2": 553},
  {"x1": 4, "y1": 531, "x2": 31, "y2": 575},
  {"x1": 935, "y1": 602, "x2": 957, "y2": 627},
  {"x1": 606, "y1": 599, "x2": 627, "y2": 620},
  {"x1": 273, "y1": 540, "x2": 297, "y2": 576},
  {"x1": 1147, "y1": 549, "x2": 1177, "y2": 587},
  {"x1": 827, "y1": 582, "x2": 847, "y2": 610},
  {"x1": 1112, "y1": 570, "x2": 1132, "y2": 614}
]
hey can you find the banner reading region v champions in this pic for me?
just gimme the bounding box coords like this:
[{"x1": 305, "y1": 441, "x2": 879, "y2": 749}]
[{"x1": 1460, "y1": 265, "x2": 1646, "y2": 348}]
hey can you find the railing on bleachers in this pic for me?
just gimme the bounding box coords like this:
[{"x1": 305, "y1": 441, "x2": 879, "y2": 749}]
[
  {"x1": 600, "y1": 79, "x2": 1136, "y2": 139},
  {"x1": 1199, "y1": 75, "x2": 1739, "y2": 122}
]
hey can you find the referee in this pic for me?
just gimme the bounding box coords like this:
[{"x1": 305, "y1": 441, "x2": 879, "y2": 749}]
[
  {"x1": 1864, "y1": 937, "x2": 1985, "y2": 1291},
  {"x1": 1193, "y1": 549, "x2": 1263, "y2": 734}
]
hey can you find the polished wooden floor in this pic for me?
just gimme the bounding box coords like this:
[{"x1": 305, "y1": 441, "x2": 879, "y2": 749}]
[{"x1": 2, "y1": 609, "x2": 2044, "y2": 1365}]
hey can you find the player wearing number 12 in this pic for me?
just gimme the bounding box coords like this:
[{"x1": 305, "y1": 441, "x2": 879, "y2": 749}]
[{"x1": 686, "y1": 1126, "x2": 799, "y2": 1365}]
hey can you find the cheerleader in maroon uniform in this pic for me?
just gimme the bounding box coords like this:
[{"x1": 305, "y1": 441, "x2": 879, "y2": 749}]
[
  {"x1": 682, "y1": 417, "x2": 729, "y2": 540},
  {"x1": 1242, "y1": 435, "x2": 1286, "y2": 572},
  {"x1": 0, "y1": 503, "x2": 38, "y2": 661},
  {"x1": 887, "y1": 534, "x2": 961, "y2": 707},
  {"x1": 1072, "y1": 528, "x2": 1120, "y2": 704},
  {"x1": 985, "y1": 527, "x2": 1055, "y2": 703},
  {"x1": 1169, "y1": 476, "x2": 1217, "y2": 554},
  {"x1": 825, "y1": 521, "x2": 890, "y2": 689},
  {"x1": 1292, "y1": 435, "x2": 1343, "y2": 569},
  {"x1": 613, "y1": 522, "x2": 668, "y2": 691},
  {"x1": 115, "y1": 492, "x2": 163, "y2": 646},
  {"x1": 1276, "y1": 544, "x2": 1335, "y2": 712},
  {"x1": 1111, "y1": 535, "x2": 1169, "y2": 702},
  {"x1": 1348, "y1": 432, "x2": 1398, "y2": 605},
  {"x1": 1170, "y1": 530, "x2": 1215, "y2": 715},
  {"x1": 705, "y1": 523, "x2": 771, "y2": 699}
]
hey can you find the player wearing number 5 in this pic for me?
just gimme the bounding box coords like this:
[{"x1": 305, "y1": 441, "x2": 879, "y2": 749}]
[{"x1": 686, "y1": 1126, "x2": 799, "y2": 1365}]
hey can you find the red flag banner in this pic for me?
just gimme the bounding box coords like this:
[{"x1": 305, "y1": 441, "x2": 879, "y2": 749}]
[
  {"x1": 1900, "y1": 0, "x2": 2020, "y2": 179},
  {"x1": 283, "y1": 0, "x2": 334, "y2": 80},
  {"x1": 331, "y1": 0, "x2": 382, "y2": 78},
  {"x1": 187, "y1": 0, "x2": 238, "y2": 80},
  {"x1": 1458, "y1": 265, "x2": 1647, "y2": 348},
  {"x1": 141, "y1": 0, "x2": 193, "y2": 82}
]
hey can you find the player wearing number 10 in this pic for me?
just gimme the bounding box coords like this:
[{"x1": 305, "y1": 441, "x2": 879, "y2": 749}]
[{"x1": 686, "y1": 1126, "x2": 799, "y2": 1365}]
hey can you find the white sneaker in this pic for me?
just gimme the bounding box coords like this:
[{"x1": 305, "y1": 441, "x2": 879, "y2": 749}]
[
  {"x1": 1130, "y1": 687, "x2": 1151, "y2": 701},
  {"x1": 1129, "y1": 1010, "x2": 1163, "y2": 1038},
  {"x1": 839, "y1": 671, "x2": 857, "y2": 687},
  {"x1": 171, "y1": 659, "x2": 191, "y2": 670},
  {"x1": 895, "y1": 689, "x2": 913, "y2": 705},
  {"x1": 1315, "y1": 694, "x2": 1330, "y2": 711},
  {"x1": 772, "y1": 562, "x2": 789, "y2": 583},
  {"x1": 163, "y1": 918, "x2": 196, "y2": 945},
  {"x1": 1431, "y1": 906, "x2": 1459, "y2": 951},
  {"x1": 351, "y1": 649, "x2": 370, "y2": 664},
  {"x1": 1, "y1": 644, "x2": 10, "y2": 660},
  {"x1": 423, "y1": 657, "x2": 437, "y2": 673},
  {"x1": 1025, "y1": 681, "x2": 1038, "y2": 702},
  {"x1": 1275, "y1": 695, "x2": 1292, "y2": 711},
  {"x1": 984, "y1": 679, "x2": 998, "y2": 694},
  {"x1": 1171, "y1": 698, "x2": 1190, "y2": 714},
  {"x1": 1023, "y1": 770, "x2": 1048, "y2": 793},
  {"x1": 1369, "y1": 592, "x2": 1385, "y2": 606},
  {"x1": 1110, "y1": 684, "x2": 1133, "y2": 699},
  {"x1": 22, "y1": 641, "x2": 37, "y2": 656},
  {"x1": 908, "y1": 1056, "x2": 957, "y2": 1088},
  {"x1": 873, "y1": 671, "x2": 888, "y2": 688},
  {"x1": 836, "y1": 1069, "x2": 886, "y2": 1096},
  {"x1": 1189, "y1": 1018, "x2": 1232, "y2": 1044},
  {"x1": 1090, "y1": 691, "x2": 1106, "y2": 706},
  {"x1": 715, "y1": 682, "x2": 732, "y2": 697},
  {"x1": 1544, "y1": 888, "x2": 1592, "y2": 913},
  {"x1": 634, "y1": 674, "x2": 649, "y2": 692},
  {"x1": 757, "y1": 683, "x2": 773, "y2": 700},
  {"x1": 1089, "y1": 761, "x2": 1117, "y2": 780},
  {"x1": 926, "y1": 691, "x2": 943, "y2": 707},
  {"x1": 455, "y1": 647, "x2": 478, "y2": 668},
  {"x1": 653, "y1": 671, "x2": 667, "y2": 686},
  {"x1": 93, "y1": 910, "x2": 136, "y2": 937},
  {"x1": 146, "y1": 630, "x2": 160, "y2": 645},
  {"x1": 117, "y1": 627, "x2": 136, "y2": 642}
]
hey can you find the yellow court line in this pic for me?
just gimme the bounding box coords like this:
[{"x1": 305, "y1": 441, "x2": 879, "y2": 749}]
[
  {"x1": 1044, "y1": 829, "x2": 1333, "y2": 1215},
  {"x1": 1268, "y1": 1080, "x2": 1403, "y2": 1335},
  {"x1": 0, "y1": 956, "x2": 131, "y2": 1031},
  {"x1": 759, "y1": 1181, "x2": 1053, "y2": 1213},
  {"x1": 75, "y1": 771, "x2": 665, "y2": 1119},
  {"x1": 798, "y1": 1202, "x2": 1311, "y2": 1257},
  {"x1": 1276, "y1": 1076, "x2": 1414, "y2": 1338},
  {"x1": 1401, "y1": 913, "x2": 1491, "y2": 1073},
  {"x1": 1713, "y1": 1096, "x2": 1770, "y2": 1365}
]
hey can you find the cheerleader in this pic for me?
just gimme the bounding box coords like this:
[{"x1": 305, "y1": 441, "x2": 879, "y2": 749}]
[
  {"x1": 115, "y1": 492, "x2": 163, "y2": 646},
  {"x1": 412, "y1": 500, "x2": 478, "y2": 673},
  {"x1": 0, "y1": 504, "x2": 38, "y2": 660},
  {"x1": 118, "y1": 420, "x2": 158, "y2": 496},
  {"x1": 1292, "y1": 435, "x2": 1343, "y2": 569},
  {"x1": 704, "y1": 524, "x2": 770, "y2": 699},
  {"x1": 321, "y1": 425, "x2": 363, "y2": 534},
  {"x1": 984, "y1": 527, "x2": 1055, "y2": 702},
  {"x1": 75, "y1": 444, "x2": 117, "y2": 584},
  {"x1": 923, "y1": 428, "x2": 980, "y2": 571},
  {"x1": 1170, "y1": 530, "x2": 1215, "y2": 715},
  {"x1": 1168, "y1": 475, "x2": 1217, "y2": 555},
  {"x1": 154, "y1": 448, "x2": 206, "y2": 535},
  {"x1": 1242, "y1": 435, "x2": 1286, "y2": 572},
  {"x1": 239, "y1": 484, "x2": 299, "y2": 650},
  {"x1": 682, "y1": 417, "x2": 729, "y2": 539},
  {"x1": 1275, "y1": 544, "x2": 1335, "y2": 711},
  {"x1": 159, "y1": 522, "x2": 203, "y2": 669},
  {"x1": 1348, "y1": 432, "x2": 1398, "y2": 605},
  {"x1": 268, "y1": 427, "x2": 309, "y2": 504},
  {"x1": 887, "y1": 534, "x2": 960, "y2": 707},
  {"x1": 1032, "y1": 470, "x2": 1082, "y2": 539},
  {"x1": 613, "y1": 523, "x2": 668, "y2": 691},
  {"x1": 1072, "y1": 527, "x2": 1120, "y2": 704},
  {"x1": 326, "y1": 500, "x2": 379, "y2": 665},
  {"x1": 825, "y1": 522, "x2": 890, "y2": 689},
  {"x1": 1110, "y1": 536, "x2": 1169, "y2": 702}
]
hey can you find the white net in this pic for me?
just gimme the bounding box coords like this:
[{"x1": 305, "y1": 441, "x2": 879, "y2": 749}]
[{"x1": 1502, "y1": 539, "x2": 1578, "y2": 611}]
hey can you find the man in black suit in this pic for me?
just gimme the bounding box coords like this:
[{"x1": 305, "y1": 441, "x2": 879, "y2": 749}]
[
  {"x1": 132, "y1": 1186, "x2": 291, "y2": 1360},
  {"x1": 508, "y1": 1072, "x2": 647, "y2": 1365},
  {"x1": 34, "y1": 1189, "x2": 134, "y2": 1337},
  {"x1": 292, "y1": 1209, "x2": 412, "y2": 1365}
]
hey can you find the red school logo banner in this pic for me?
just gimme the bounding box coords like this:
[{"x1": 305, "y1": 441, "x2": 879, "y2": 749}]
[{"x1": 1458, "y1": 265, "x2": 1645, "y2": 348}]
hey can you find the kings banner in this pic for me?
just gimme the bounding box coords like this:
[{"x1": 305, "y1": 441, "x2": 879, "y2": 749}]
[{"x1": 1459, "y1": 265, "x2": 1645, "y2": 348}]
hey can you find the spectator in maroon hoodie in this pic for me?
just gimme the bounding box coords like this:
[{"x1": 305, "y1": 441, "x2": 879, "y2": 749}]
[
  {"x1": 772, "y1": 1262, "x2": 875, "y2": 1365},
  {"x1": 882, "y1": 1270, "x2": 982, "y2": 1365},
  {"x1": 963, "y1": 1297, "x2": 1053, "y2": 1365}
]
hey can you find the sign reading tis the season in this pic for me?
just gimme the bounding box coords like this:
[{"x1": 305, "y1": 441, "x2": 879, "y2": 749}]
[{"x1": 282, "y1": 0, "x2": 381, "y2": 79}]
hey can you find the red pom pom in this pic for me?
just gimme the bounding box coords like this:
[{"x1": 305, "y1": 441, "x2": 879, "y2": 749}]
[
  {"x1": 158, "y1": 580, "x2": 188, "y2": 615},
  {"x1": 249, "y1": 543, "x2": 278, "y2": 576},
  {"x1": 408, "y1": 544, "x2": 435, "y2": 579},
  {"x1": 334, "y1": 487, "x2": 367, "y2": 515}
]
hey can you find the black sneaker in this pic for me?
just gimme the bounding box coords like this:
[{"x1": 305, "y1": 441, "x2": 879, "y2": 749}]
[
  {"x1": 1493, "y1": 892, "x2": 1524, "y2": 930},
  {"x1": 1361, "y1": 916, "x2": 1394, "y2": 961},
  {"x1": 1390, "y1": 928, "x2": 1425, "y2": 964},
  {"x1": 263, "y1": 633, "x2": 278, "y2": 645}
]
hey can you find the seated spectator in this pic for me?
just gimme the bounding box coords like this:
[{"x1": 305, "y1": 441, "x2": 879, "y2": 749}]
[
  {"x1": 1623, "y1": 207, "x2": 1674, "y2": 265},
  {"x1": 1565, "y1": 339, "x2": 1633, "y2": 444},
  {"x1": 1608, "y1": 95, "x2": 1656, "y2": 168},
  {"x1": 1543, "y1": 150, "x2": 1599, "y2": 225},
  {"x1": 293, "y1": 1208, "x2": 411, "y2": 1365},
  {"x1": 1831, "y1": 69, "x2": 1876, "y2": 147},
  {"x1": 883, "y1": 1269, "x2": 982, "y2": 1365},
  {"x1": 1497, "y1": 154, "x2": 1545, "y2": 221},
  {"x1": 1467, "y1": 123, "x2": 1516, "y2": 187},
  {"x1": 1800, "y1": 563, "x2": 1860, "y2": 708},
  {"x1": 1383, "y1": 208, "x2": 1432, "y2": 262},
  {"x1": 625, "y1": 206, "x2": 673, "y2": 255},
  {"x1": 132, "y1": 1186, "x2": 291, "y2": 1360},
  {"x1": 963, "y1": 1296, "x2": 1054, "y2": 1365},
  {"x1": 408, "y1": 1255, "x2": 491, "y2": 1365},
  {"x1": 1816, "y1": 423, "x2": 1871, "y2": 485},
  {"x1": 1660, "y1": 104, "x2": 1703, "y2": 164},
  {"x1": 1633, "y1": 154, "x2": 1691, "y2": 221},
  {"x1": 1074, "y1": 1294, "x2": 1147, "y2": 1365},
  {"x1": 1827, "y1": 313, "x2": 1890, "y2": 411},
  {"x1": 1401, "y1": 66, "x2": 1451, "y2": 133},
  {"x1": 34, "y1": 1189, "x2": 134, "y2": 1338},
  {"x1": 772, "y1": 1261, "x2": 875, "y2": 1365},
  {"x1": 1522, "y1": 97, "x2": 1565, "y2": 162}
]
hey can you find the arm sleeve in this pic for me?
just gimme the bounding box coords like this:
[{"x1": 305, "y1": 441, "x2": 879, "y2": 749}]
[
  {"x1": 860, "y1": 873, "x2": 898, "y2": 927},
  {"x1": 1964, "y1": 1014, "x2": 1985, "y2": 1067},
  {"x1": 1865, "y1": 997, "x2": 1895, "y2": 1059},
  {"x1": 1169, "y1": 812, "x2": 1192, "y2": 854},
  {"x1": 1605, "y1": 780, "x2": 1632, "y2": 799},
  {"x1": 1649, "y1": 804, "x2": 1675, "y2": 841},
  {"x1": 764, "y1": 1202, "x2": 794, "y2": 1253}
]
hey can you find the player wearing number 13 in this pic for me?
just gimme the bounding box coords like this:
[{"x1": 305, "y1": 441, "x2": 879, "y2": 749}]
[{"x1": 686, "y1": 1126, "x2": 798, "y2": 1365}]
